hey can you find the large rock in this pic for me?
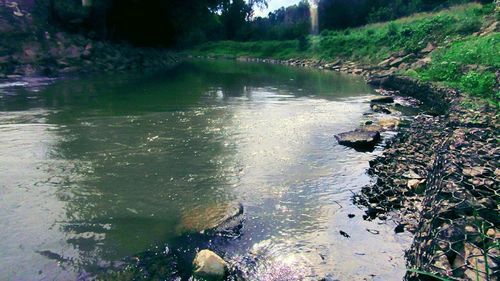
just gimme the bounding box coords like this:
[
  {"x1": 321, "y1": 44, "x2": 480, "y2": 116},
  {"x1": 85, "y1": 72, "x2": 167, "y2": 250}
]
[
  {"x1": 335, "y1": 130, "x2": 381, "y2": 151},
  {"x1": 176, "y1": 202, "x2": 244, "y2": 235},
  {"x1": 370, "y1": 96, "x2": 394, "y2": 103},
  {"x1": 193, "y1": 249, "x2": 228, "y2": 280}
]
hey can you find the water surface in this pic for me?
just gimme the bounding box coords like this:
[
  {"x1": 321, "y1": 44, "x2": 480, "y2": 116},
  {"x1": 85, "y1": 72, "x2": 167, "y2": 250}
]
[{"x1": 0, "y1": 60, "x2": 410, "y2": 280}]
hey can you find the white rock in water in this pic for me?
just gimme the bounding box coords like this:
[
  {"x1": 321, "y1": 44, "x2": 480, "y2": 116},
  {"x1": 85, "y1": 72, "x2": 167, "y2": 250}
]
[{"x1": 193, "y1": 249, "x2": 228, "y2": 280}]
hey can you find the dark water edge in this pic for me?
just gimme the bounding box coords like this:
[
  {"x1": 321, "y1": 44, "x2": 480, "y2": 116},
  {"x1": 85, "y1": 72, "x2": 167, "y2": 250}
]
[{"x1": 0, "y1": 60, "x2": 414, "y2": 281}]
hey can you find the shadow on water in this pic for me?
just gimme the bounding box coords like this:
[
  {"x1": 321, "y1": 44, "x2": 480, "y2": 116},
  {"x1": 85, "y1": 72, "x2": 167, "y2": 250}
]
[{"x1": 0, "y1": 60, "x2": 411, "y2": 281}]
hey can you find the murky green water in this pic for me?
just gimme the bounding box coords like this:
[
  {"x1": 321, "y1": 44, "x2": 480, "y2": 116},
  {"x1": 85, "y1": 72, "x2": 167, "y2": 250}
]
[{"x1": 0, "y1": 60, "x2": 410, "y2": 280}]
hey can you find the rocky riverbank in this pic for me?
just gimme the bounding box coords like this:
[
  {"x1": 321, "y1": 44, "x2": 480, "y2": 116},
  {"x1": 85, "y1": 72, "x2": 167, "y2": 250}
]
[
  {"x1": 356, "y1": 76, "x2": 499, "y2": 280},
  {"x1": 190, "y1": 51, "x2": 500, "y2": 279},
  {"x1": 207, "y1": 53, "x2": 499, "y2": 280}
]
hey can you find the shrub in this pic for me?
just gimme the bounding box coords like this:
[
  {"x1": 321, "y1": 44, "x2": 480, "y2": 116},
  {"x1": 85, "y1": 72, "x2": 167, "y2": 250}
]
[{"x1": 460, "y1": 71, "x2": 496, "y2": 98}]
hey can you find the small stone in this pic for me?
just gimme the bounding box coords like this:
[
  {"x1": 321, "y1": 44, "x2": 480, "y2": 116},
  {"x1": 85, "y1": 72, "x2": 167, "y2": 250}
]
[
  {"x1": 462, "y1": 166, "x2": 485, "y2": 177},
  {"x1": 486, "y1": 228, "x2": 495, "y2": 237},
  {"x1": 465, "y1": 225, "x2": 477, "y2": 234},
  {"x1": 377, "y1": 117, "x2": 400, "y2": 129},
  {"x1": 395, "y1": 224, "x2": 405, "y2": 233},
  {"x1": 339, "y1": 230, "x2": 350, "y2": 238},
  {"x1": 402, "y1": 170, "x2": 423, "y2": 179},
  {"x1": 193, "y1": 249, "x2": 228, "y2": 280},
  {"x1": 407, "y1": 179, "x2": 425, "y2": 189}
]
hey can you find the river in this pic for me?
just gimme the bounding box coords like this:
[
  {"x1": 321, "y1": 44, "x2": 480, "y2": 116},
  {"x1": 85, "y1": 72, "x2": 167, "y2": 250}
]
[{"x1": 0, "y1": 60, "x2": 411, "y2": 280}]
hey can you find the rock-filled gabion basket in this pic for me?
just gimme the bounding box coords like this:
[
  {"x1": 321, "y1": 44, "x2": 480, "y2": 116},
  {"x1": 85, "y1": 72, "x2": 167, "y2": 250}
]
[{"x1": 355, "y1": 77, "x2": 499, "y2": 281}]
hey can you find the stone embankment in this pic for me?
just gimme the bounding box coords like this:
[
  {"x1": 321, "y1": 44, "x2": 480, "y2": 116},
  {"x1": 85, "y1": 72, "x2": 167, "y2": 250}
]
[{"x1": 356, "y1": 76, "x2": 499, "y2": 280}]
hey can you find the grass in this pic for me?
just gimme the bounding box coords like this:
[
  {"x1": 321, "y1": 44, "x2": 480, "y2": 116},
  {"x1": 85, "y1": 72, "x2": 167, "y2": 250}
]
[
  {"x1": 316, "y1": 3, "x2": 488, "y2": 62},
  {"x1": 416, "y1": 33, "x2": 499, "y2": 103},
  {"x1": 189, "y1": 40, "x2": 304, "y2": 60},
  {"x1": 189, "y1": 3, "x2": 498, "y2": 104}
]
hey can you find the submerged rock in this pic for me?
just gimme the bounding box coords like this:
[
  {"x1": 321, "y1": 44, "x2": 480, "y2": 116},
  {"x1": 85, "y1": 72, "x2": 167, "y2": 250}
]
[
  {"x1": 335, "y1": 130, "x2": 381, "y2": 151},
  {"x1": 177, "y1": 202, "x2": 244, "y2": 235},
  {"x1": 193, "y1": 249, "x2": 228, "y2": 280}
]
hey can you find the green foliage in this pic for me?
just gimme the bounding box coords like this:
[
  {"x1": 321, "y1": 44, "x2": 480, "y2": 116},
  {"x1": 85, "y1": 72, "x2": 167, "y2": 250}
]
[
  {"x1": 407, "y1": 268, "x2": 453, "y2": 281},
  {"x1": 417, "y1": 33, "x2": 499, "y2": 102},
  {"x1": 460, "y1": 71, "x2": 496, "y2": 98},
  {"x1": 191, "y1": 40, "x2": 302, "y2": 59},
  {"x1": 192, "y1": 3, "x2": 497, "y2": 104},
  {"x1": 298, "y1": 35, "x2": 310, "y2": 51},
  {"x1": 421, "y1": 62, "x2": 462, "y2": 81},
  {"x1": 387, "y1": 22, "x2": 400, "y2": 36}
]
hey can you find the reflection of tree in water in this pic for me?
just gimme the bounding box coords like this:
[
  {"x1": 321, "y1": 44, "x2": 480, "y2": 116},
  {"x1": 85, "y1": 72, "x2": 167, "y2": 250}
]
[
  {"x1": 0, "y1": 60, "x2": 375, "y2": 278},
  {"x1": 33, "y1": 66, "x2": 244, "y2": 276}
]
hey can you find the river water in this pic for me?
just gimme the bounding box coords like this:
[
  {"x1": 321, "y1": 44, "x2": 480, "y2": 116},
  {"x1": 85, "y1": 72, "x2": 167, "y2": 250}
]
[{"x1": 0, "y1": 60, "x2": 410, "y2": 280}]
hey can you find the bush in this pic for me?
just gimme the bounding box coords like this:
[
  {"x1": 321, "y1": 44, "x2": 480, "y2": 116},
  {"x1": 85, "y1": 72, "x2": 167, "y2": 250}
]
[
  {"x1": 387, "y1": 22, "x2": 399, "y2": 37},
  {"x1": 298, "y1": 35, "x2": 309, "y2": 51},
  {"x1": 460, "y1": 71, "x2": 496, "y2": 98},
  {"x1": 420, "y1": 62, "x2": 461, "y2": 82}
]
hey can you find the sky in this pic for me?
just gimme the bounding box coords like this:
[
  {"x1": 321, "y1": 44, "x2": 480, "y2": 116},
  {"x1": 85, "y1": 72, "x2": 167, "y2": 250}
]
[{"x1": 253, "y1": 0, "x2": 303, "y2": 17}]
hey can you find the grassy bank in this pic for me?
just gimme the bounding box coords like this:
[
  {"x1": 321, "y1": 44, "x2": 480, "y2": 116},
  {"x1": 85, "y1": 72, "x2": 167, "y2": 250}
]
[{"x1": 190, "y1": 3, "x2": 499, "y2": 104}]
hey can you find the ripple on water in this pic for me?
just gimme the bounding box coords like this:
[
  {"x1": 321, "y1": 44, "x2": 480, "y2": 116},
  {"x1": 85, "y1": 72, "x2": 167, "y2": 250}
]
[{"x1": 0, "y1": 61, "x2": 411, "y2": 281}]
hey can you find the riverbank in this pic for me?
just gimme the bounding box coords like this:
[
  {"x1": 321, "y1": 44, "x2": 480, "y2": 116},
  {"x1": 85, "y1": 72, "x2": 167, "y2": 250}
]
[
  {"x1": 190, "y1": 3, "x2": 499, "y2": 105},
  {"x1": 360, "y1": 76, "x2": 499, "y2": 280},
  {"x1": 0, "y1": 1, "x2": 179, "y2": 78}
]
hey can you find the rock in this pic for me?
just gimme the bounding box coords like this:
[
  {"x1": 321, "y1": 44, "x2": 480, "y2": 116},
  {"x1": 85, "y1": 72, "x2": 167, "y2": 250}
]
[
  {"x1": 370, "y1": 96, "x2": 394, "y2": 103},
  {"x1": 407, "y1": 179, "x2": 425, "y2": 189},
  {"x1": 378, "y1": 57, "x2": 392, "y2": 68},
  {"x1": 339, "y1": 230, "x2": 350, "y2": 238},
  {"x1": 371, "y1": 104, "x2": 392, "y2": 114},
  {"x1": 462, "y1": 166, "x2": 485, "y2": 177},
  {"x1": 395, "y1": 224, "x2": 405, "y2": 233},
  {"x1": 177, "y1": 202, "x2": 244, "y2": 234},
  {"x1": 389, "y1": 57, "x2": 404, "y2": 67},
  {"x1": 377, "y1": 117, "x2": 400, "y2": 129},
  {"x1": 463, "y1": 243, "x2": 491, "y2": 281},
  {"x1": 465, "y1": 225, "x2": 478, "y2": 234},
  {"x1": 335, "y1": 130, "x2": 381, "y2": 151},
  {"x1": 193, "y1": 250, "x2": 228, "y2": 280},
  {"x1": 402, "y1": 170, "x2": 423, "y2": 179},
  {"x1": 420, "y1": 43, "x2": 436, "y2": 54},
  {"x1": 353, "y1": 68, "x2": 363, "y2": 75},
  {"x1": 360, "y1": 124, "x2": 383, "y2": 132},
  {"x1": 486, "y1": 228, "x2": 496, "y2": 237}
]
